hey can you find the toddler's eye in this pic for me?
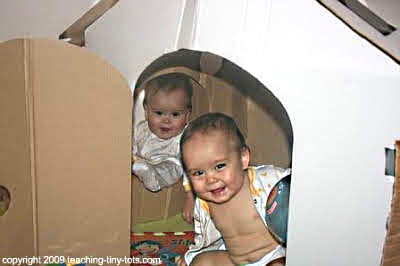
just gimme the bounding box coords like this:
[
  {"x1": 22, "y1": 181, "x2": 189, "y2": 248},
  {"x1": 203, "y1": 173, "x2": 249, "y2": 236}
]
[
  {"x1": 154, "y1": 111, "x2": 163, "y2": 116},
  {"x1": 215, "y1": 163, "x2": 226, "y2": 170},
  {"x1": 172, "y1": 112, "x2": 181, "y2": 117},
  {"x1": 192, "y1": 170, "x2": 205, "y2": 177}
]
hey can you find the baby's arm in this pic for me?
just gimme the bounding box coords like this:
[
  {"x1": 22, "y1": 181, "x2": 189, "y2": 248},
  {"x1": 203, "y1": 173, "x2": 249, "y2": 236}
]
[
  {"x1": 182, "y1": 174, "x2": 194, "y2": 223},
  {"x1": 182, "y1": 199, "x2": 225, "y2": 265},
  {"x1": 182, "y1": 191, "x2": 194, "y2": 224}
]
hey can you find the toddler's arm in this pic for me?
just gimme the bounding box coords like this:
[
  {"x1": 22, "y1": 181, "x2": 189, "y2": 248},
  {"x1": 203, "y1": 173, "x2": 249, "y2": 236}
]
[
  {"x1": 182, "y1": 173, "x2": 194, "y2": 223},
  {"x1": 182, "y1": 191, "x2": 194, "y2": 224}
]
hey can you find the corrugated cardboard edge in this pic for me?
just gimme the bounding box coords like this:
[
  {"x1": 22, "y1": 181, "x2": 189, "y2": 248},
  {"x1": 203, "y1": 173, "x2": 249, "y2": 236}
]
[
  {"x1": 23, "y1": 39, "x2": 40, "y2": 257},
  {"x1": 316, "y1": 0, "x2": 400, "y2": 64},
  {"x1": 381, "y1": 140, "x2": 400, "y2": 265},
  {"x1": 0, "y1": 38, "x2": 36, "y2": 261}
]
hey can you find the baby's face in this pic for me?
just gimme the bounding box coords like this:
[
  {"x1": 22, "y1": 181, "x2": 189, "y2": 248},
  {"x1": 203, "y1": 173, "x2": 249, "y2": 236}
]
[
  {"x1": 182, "y1": 130, "x2": 249, "y2": 204},
  {"x1": 144, "y1": 88, "x2": 190, "y2": 140}
]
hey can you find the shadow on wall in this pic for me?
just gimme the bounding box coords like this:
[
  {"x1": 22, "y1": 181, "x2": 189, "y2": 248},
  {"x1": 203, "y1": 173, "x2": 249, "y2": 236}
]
[{"x1": 133, "y1": 49, "x2": 293, "y2": 168}]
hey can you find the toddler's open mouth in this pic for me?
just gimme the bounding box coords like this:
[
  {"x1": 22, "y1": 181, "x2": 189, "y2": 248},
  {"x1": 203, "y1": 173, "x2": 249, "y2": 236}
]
[{"x1": 210, "y1": 186, "x2": 226, "y2": 195}]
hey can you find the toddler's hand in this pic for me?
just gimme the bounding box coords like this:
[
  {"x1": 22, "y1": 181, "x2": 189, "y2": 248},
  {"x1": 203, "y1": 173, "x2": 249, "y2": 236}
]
[{"x1": 182, "y1": 191, "x2": 194, "y2": 224}]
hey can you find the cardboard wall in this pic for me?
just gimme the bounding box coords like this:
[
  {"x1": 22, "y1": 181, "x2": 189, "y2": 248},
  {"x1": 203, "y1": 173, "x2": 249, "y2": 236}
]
[
  {"x1": 191, "y1": 72, "x2": 291, "y2": 168},
  {"x1": 131, "y1": 177, "x2": 186, "y2": 225},
  {"x1": 189, "y1": 1, "x2": 400, "y2": 266},
  {"x1": 0, "y1": 37, "x2": 35, "y2": 259},
  {"x1": 0, "y1": 39, "x2": 132, "y2": 264},
  {"x1": 317, "y1": 0, "x2": 400, "y2": 63}
]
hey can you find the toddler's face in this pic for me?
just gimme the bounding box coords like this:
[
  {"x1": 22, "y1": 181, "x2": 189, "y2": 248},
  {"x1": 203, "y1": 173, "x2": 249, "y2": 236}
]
[
  {"x1": 144, "y1": 88, "x2": 190, "y2": 140},
  {"x1": 182, "y1": 130, "x2": 249, "y2": 204}
]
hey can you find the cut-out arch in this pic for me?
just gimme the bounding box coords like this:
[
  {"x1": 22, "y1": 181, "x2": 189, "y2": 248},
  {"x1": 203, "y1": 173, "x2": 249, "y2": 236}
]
[{"x1": 133, "y1": 49, "x2": 293, "y2": 168}]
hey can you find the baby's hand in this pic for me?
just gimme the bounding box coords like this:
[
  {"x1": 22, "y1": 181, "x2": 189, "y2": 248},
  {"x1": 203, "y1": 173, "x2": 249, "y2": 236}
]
[
  {"x1": 175, "y1": 256, "x2": 187, "y2": 266},
  {"x1": 182, "y1": 191, "x2": 194, "y2": 224}
]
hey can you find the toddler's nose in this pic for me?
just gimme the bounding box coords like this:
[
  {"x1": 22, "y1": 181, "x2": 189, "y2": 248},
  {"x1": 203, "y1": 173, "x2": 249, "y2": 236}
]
[
  {"x1": 162, "y1": 115, "x2": 171, "y2": 123},
  {"x1": 206, "y1": 172, "x2": 217, "y2": 184}
]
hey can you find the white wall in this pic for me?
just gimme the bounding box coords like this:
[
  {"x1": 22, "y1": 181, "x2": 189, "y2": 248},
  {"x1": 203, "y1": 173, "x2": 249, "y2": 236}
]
[
  {"x1": 85, "y1": 0, "x2": 187, "y2": 88},
  {"x1": 191, "y1": 1, "x2": 400, "y2": 265},
  {"x1": 0, "y1": 0, "x2": 95, "y2": 42}
]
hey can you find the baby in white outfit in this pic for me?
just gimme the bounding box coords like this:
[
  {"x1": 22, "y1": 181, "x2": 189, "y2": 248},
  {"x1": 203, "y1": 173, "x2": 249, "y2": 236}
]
[{"x1": 132, "y1": 73, "x2": 195, "y2": 223}]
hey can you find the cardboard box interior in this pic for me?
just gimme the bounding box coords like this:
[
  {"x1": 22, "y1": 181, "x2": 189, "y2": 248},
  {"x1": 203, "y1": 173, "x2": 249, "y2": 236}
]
[
  {"x1": 133, "y1": 50, "x2": 293, "y2": 169},
  {"x1": 131, "y1": 49, "x2": 293, "y2": 226}
]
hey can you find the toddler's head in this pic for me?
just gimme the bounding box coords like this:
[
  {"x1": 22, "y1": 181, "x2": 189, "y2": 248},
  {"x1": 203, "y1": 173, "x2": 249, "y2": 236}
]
[
  {"x1": 143, "y1": 73, "x2": 193, "y2": 140},
  {"x1": 180, "y1": 113, "x2": 250, "y2": 204}
]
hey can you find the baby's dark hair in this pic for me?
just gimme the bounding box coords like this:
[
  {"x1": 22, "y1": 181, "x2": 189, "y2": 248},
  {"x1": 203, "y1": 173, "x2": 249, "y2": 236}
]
[
  {"x1": 180, "y1": 112, "x2": 247, "y2": 161},
  {"x1": 143, "y1": 72, "x2": 193, "y2": 109}
]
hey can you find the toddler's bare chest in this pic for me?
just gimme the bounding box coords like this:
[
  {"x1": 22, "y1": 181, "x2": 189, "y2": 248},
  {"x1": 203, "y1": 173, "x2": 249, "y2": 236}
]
[{"x1": 210, "y1": 196, "x2": 278, "y2": 263}]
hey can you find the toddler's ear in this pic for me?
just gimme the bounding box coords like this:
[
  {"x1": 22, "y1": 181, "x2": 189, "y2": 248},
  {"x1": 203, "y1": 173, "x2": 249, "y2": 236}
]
[
  {"x1": 143, "y1": 103, "x2": 148, "y2": 120},
  {"x1": 241, "y1": 146, "x2": 250, "y2": 169},
  {"x1": 185, "y1": 109, "x2": 192, "y2": 123}
]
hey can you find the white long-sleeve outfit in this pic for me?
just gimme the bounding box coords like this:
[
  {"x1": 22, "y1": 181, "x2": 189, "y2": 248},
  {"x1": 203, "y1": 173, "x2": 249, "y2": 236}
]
[
  {"x1": 184, "y1": 165, "x2": 291, "y2": 266},
  {"x1": 132, "y1": 120, "x2": 190, "y2": 192}
]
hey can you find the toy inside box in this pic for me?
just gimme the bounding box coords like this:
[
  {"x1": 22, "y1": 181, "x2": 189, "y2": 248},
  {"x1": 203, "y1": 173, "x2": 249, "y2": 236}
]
[{"x1": 131, "y1": 231, "x2": 194, "y2": 266}]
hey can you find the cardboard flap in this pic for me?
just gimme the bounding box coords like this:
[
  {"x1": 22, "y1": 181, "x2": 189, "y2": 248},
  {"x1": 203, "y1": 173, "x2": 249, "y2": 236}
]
[
  {"x1": 59, "y1": 0, "x2": 120, "y2": 46},
  {"x1": 28, "y1": 39, "x2": 131, "y2": 257},
  {"x1": 318, "y1": 0, "x2": 400, "y2": 63},
  {"x1": 0, "y1": 38, "x2": 132, "y2": 260}
]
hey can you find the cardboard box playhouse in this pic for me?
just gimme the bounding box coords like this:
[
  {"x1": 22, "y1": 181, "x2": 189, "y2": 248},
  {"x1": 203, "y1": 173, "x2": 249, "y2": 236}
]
[{"x1": 0, "y1": 1, "x2": 398, "y2": 265}]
